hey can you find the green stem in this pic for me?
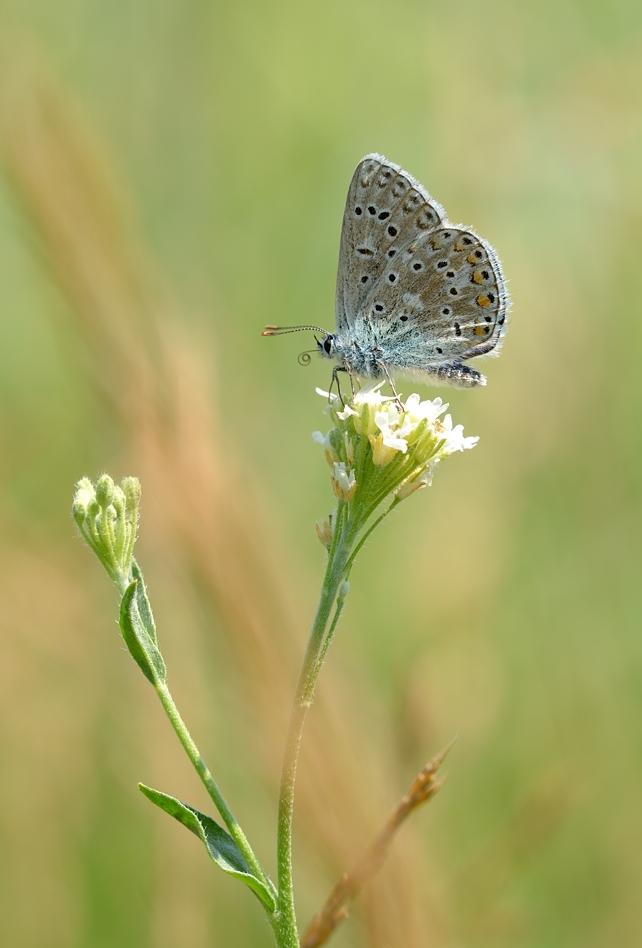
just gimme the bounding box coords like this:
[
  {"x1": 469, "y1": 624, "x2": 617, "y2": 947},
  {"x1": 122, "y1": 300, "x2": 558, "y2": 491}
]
[
  {"x1": 155, "y1": 680, "x2": 273, "y2": 896},
  {"x1": 313, "y1": 587, "x2": 347, "y2": 679},
  {"x1": 275, "y1": 541, "x2": 350, "y2": 946},
  {"x1": 273, "y1": 495, "x2": 400, "y2": 944}
]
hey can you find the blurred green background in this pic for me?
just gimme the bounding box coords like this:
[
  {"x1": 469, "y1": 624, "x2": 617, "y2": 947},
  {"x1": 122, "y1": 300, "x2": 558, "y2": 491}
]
[{"x1": 1, "y1": 1, "x2": 641, "y2": 946}]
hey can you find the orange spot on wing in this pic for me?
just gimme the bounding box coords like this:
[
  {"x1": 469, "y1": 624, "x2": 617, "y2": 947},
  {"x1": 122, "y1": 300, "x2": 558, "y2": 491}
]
[
  {"x1": 467, "y1": 253, "x2": 478, "y2": 264},
  {"x1": 477, "y1": 294, "x2": 491, "y2": 308},
  {"x1": 472, "y1": 270, "x2": 484, "y2": 284},
  {"x1": 474, "y1": 325, "x2": 486, "y2": 336}
]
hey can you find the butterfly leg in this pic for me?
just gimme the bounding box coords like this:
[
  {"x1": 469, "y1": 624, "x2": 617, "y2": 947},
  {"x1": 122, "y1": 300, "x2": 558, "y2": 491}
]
[
  {"x1": 330, "y1": 364, "x2": 351, "y2": 406},
  {"x1": 380, "y1": 362, "x2": 404, "y2": 410}
]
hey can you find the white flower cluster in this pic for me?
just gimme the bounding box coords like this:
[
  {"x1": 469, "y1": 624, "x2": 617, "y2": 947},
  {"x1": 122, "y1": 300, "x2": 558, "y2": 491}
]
[{"x1": 312, "y1": 383, "x2": 478, "y2": 517}]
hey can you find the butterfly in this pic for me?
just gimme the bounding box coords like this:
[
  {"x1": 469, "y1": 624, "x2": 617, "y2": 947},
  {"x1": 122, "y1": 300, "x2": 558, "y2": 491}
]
[{"x1": 263, "y1": 153, "x2": 509, "y2": 395}]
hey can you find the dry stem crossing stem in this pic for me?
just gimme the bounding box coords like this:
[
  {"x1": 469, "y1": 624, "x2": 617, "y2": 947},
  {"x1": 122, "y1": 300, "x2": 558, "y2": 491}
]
[{"x1": 300, "y1": 743, "x2": 453, "y2": 948}]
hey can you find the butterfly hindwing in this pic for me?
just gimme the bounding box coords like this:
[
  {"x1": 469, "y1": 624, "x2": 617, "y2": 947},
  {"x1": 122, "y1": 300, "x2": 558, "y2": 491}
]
[{"x1": 360, "y1": 226, "x2": 509, "y2": 368}]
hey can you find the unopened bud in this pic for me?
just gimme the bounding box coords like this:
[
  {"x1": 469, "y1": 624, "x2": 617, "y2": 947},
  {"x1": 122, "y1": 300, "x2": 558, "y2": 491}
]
[
  {"x1": 122, "y1": 477, "x2": 141, "y2": 511},
  {"x1": 331, "y1": 462, "x2": 357, "y2": 502},
  {"x1": 315, "y1": 520, "x2": 333, "y2": 549},
  {"x1": 72, "y1": 498, "x2": 88, "y2": 527},
  {"x1": 95, "y1": 474, "x2": 115, "y2": 508}
]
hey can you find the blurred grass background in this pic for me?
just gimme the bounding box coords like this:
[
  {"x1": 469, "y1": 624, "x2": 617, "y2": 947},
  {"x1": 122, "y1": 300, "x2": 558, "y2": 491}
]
[{"x1": 0, "y1": 0, "x2": 641, "y2": 945}]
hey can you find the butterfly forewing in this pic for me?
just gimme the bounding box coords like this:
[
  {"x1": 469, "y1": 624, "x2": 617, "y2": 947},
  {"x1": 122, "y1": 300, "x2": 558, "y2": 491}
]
[{"x1": 335, "y1": 154, "x2": 447, "y2": 333}]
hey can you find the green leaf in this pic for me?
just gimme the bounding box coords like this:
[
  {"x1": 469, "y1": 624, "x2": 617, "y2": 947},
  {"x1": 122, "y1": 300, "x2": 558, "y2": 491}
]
[
  {"x1": 131, "y1": 559, "x2": 157, "y2": 644},
  {"x1": 139, "y1": 784, "x2": 276, "y2": 913},
  {"x1": 119, "y1": 582, "x2": 166, "y2": 685}
]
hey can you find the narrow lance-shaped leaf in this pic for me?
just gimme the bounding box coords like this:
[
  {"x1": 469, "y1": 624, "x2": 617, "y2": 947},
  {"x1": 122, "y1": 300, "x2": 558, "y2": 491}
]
[
  {"x1": 131, "y1": 559, "x2": 158, "y2": 644},
  {"x1": 119, "y1": 581, "x2": 166, "y2": 685},
  {"x1": 139, "y1": 784, "x2": 276, "y2": 913}
]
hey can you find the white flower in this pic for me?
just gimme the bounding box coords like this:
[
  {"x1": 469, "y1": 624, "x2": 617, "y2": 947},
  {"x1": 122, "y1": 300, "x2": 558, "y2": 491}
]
[
  {"x1": 440, "y1": 415, "x2": 480, "y2": 454},
  {"x1": 315, "y1": 387, "x2": 338, "y2": 401},
  {"x1": 403, "y1": 394, "x2": 449, "y2": 425},
  {"x1": 312, "y1": 429, "x2": 338, "y2": 466},
  {"x1": 374, "y1": 407, "x2": 412, "y2": 454},
  {"x1": 335, "y1": 404, "x2": 358, "y2": 421},
  {"x1": 312, "y1": 429, "x2": 334, "y2": 451},
  {"x1": 351, "y1": 381, "x2": 394, "y2": 405},
  {"x1": 314, "y1": 384, "x2": 478, "y2": 504}
]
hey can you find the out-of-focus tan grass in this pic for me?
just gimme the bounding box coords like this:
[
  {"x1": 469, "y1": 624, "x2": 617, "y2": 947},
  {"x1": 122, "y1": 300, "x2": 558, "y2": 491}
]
[
  {"x1": 0, "y1": 45, "x2": 440, "y2": 948},
  {"x1": 1, "y1": 3, "x2": 642, "y2": 947}
]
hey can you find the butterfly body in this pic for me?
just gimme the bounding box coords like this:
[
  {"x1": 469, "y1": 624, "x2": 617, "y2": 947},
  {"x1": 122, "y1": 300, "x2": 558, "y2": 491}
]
[{"x1": 317, "y1": 323, "x2": 489, "y2": 388}]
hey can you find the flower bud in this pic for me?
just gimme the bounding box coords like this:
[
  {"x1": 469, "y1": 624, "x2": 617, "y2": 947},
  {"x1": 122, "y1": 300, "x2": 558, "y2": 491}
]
[
  {"x1": 315, "y1": 519, "x2": 333, "y2": 549},
  {"x1": 122, "y1": 477, "x2": 142, "y2": 511},
  {"x1": 396, "y1": 473, "x2": 430, "y2": 500},
  {"x1": 72, "y1": 474, "x2": 142, "y2": 591},
  {"x1": 95, "y1": 474, "x2": 115, "y2": 508},
  {"x1": 72, "y1": 498, "x2": 88, "y2": 527},
  {"x1": 331, "y1": 462, "x2": 357, "y2": 502},
  {"x1": 368, "y1": 433, "x2": 398, "y2": 467}
]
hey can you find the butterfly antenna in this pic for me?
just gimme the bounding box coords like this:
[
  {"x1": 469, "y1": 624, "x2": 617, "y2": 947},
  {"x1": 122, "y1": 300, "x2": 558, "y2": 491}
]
[{"x1": 261, "y1": 324, "x2": 329, "y2": 337}]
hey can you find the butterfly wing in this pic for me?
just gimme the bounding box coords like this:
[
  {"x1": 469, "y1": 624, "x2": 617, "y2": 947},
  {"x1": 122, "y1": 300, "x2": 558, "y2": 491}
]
[
  {"x1": 335, "y1": 154, "x2": 447, "y2": 334},
  {"x1": 362, "y1": 225, "x2": 509, "y2": 371}
]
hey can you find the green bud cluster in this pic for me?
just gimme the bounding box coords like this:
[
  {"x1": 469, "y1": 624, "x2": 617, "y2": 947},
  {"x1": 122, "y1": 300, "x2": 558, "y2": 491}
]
[{"x1": 72, "y1": 474, "x2": 141, "y2": 591}]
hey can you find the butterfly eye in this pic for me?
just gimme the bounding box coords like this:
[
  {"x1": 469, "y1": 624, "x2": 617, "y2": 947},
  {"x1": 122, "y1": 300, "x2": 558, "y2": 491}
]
[{"x1": 323, "y1": 337, "x2": 333, "y2": 354}]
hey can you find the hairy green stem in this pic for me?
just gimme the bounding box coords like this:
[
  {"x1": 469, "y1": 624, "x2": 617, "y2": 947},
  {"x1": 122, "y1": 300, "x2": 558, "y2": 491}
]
[
  {"x1": 275, "y1": 542, "x2": 350, "y2": 946},
  {"x1": 155, "y1": 680, "x2": 272, "y2": 895},
  {"x1": 274, "y1": 495, "x2": 403, "y2": 944}
]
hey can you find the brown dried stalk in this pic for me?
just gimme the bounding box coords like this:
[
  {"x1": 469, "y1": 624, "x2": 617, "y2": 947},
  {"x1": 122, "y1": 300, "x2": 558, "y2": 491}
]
[{"x1": 301, "y1": 741, "x2": 454, "y2": 948}]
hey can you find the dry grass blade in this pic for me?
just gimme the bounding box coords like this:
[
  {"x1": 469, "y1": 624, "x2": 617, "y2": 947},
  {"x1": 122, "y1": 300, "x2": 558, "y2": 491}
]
[
  {"x1": 0, "y1": 43, "x2": 439, "y2": 947},
  {"x1": 301, "y1": 741, "x2": 454, "y2": 948}
]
